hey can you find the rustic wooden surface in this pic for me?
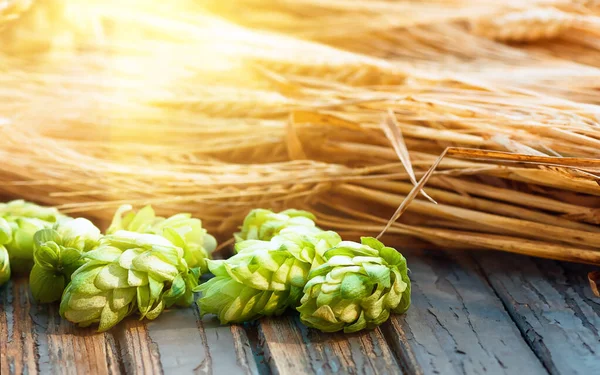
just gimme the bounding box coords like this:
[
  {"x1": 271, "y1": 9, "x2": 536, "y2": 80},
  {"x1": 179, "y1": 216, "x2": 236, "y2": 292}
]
[{"x1": 2, "y1": 249, "x2": 599, "y2": 375}]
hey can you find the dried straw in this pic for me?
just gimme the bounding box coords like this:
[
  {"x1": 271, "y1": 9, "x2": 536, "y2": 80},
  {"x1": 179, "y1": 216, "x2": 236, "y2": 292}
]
[{"x1": 0, "y1": 0, "x2": 599, "y2": 265}]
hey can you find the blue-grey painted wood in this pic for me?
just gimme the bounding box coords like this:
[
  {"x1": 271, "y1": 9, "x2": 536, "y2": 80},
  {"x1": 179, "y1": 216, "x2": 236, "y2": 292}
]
[
  {"x1": 1, "y1": 277, "x2": 260, "y2": 375},
  {"x1": 145, "y1": 305, "x2": 260, "y2": 375},
  {"x1": 477, "y1": 253, "x2": 600, "y2": 375},
  {"x1": 382, "y1": 250, "x2": 547, "y2": 375},
  {"x1": 5, "y1": 253, "x2": 599, "y2": 375}
]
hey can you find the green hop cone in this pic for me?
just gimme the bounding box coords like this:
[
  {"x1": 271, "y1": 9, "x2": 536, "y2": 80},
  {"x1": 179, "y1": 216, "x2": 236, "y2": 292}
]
[
  {"x1": 0, "y1": 200, "x2": 65, "y2": 273},
  {"x1": 196, "y1": 230, "x2": 341, "y2": 324},
  {"x1": 107, "y1": 205, "x2": 216, "y2": 273},
  {"x1": 51, "y1": 217, "x2": 102, "y2": 251},
  {"x1": 297, "y1": 237, "x2": 411, "y2": 333},
  {"x1": 30, "y1": 218, "x2": 102, "y2": 303},
  {"x1": 0, "y1": 199, "x2": 64, "y2": 221},
  {"x1": 0, "y1": 218, "x2": 12, "y2": 286},
  {"x1": 60, "y1": 230, "x2": 198, "y2": 331},
  {"x1": 0, "y1": 245, "x2": 10, "y2": 287},
  {"x1": 234, "y1": 208, "x2": 321, "y2": 244}
]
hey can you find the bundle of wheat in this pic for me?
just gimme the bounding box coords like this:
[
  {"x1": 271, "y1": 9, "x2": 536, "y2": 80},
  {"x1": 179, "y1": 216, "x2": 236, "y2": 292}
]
[{"x1": 0, "y1": 0, "x2": 599, "y2": 266}]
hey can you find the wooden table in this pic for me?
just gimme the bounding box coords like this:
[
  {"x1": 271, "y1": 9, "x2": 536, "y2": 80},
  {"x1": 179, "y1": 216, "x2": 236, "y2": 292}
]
[{"x1": 1, "y1": 249, "x2": 599, "y2": 374}]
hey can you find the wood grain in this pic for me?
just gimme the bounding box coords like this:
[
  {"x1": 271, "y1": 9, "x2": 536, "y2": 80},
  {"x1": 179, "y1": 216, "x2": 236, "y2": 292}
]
[
  {"x1": 115, "y1": 319, "x2": 163, "y2": 374},
  {"x1": 142, "y1": 304, "x2": 259, "y2": 375},
  {"x1": 1, "y1": 277, "x2": 121, "y2": 375},
  {"x1": 258, "y1": 314, "x2": 401, "y2": 374},
  {"x1": 231, "y1": 324, "x2": 263, "y2": 375},
  {"x1": 381, "y1": 250, "x2": 547, "y2": 375},
  {"x1": 477, "y1": 253, "x2": 600, "y2": 375},
  {"x1": 32, "y1": 305, "x2": 121, "y2": 375},
  {"x1": 3, "y1": 253, "x2": 599, "y2": 375},
  {"x1": 1, "y1": 278, "x2": 38, "y2": 375}
]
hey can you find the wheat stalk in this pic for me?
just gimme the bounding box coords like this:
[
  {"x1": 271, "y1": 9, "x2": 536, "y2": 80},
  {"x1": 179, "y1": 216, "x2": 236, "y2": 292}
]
[
  {"x1": 470, "y1": 7, "x2": 576, "y2": 42},
  {"x1": 0, "y1": 0, "x2": 599, "y2": 266}
]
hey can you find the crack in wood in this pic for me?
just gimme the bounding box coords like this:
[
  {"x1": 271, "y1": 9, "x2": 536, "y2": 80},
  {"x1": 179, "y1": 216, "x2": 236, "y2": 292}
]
[
  {"x1": 2, "y1": 250, "x2": 598, "y2": 375},
  {"x1": 476, "y1": 253, "x2": 600, "y2": 375}
]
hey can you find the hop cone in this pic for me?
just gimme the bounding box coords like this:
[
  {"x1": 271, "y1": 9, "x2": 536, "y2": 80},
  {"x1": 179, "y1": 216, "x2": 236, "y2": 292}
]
[
  {"x1": 30, "y1": 218, "x2": 102, "y2": 303},
  {"x1": 107, "y1": 205, "x2": 216, "y2": 273},
  {"x1": 60, "y1": 230, "x2": 198, "y2": 331},
  {"x1": 234, "y1": 209, "x2": 321, "y2": 244},
  {"x1": 196, "y1": 231, "x2": 341, "y2": 324},
  {"x1": 0, "y1": 245, "x2": 10, "y2": 287},
  {"x1": 0, "y1": 218, "x2": 12, "y2": 286},
  {"x1": 0, "y1": 200, "x2": 65, "y2": 273},
  {"x1": 298, "y1": 237, "x2": 410, "y2": 333}
]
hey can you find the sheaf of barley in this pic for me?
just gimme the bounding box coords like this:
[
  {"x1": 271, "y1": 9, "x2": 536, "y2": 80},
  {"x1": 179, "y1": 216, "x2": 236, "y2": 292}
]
[{"x1": 470, "y1": 8, "x2": 574, "y2": 42}]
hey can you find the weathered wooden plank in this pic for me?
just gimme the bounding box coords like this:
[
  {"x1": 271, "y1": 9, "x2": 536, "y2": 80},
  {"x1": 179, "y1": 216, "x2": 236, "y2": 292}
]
[
  {"x1": 0, "y1": 276, "x2": 260, "y2": 375},
  {"x1": 477, "y1": 253, "x2": 600, "y2": 375},
  {"x1": 31, "y1": 304, "x2": 122, "y2": 375},
  {"x1": 0, "y1": 277, "x2": 121, "y2": 375},
  {"x1": 1, "y1": 278, "x2": 38, "y2": 375},
  {"x1": 382, "y1": 250, "x2": 547, "y2": 375},
  {"x1": 115, "y1": 319, "x2": 163, "y2": 374},
  {"x1": 117, "y1": 303, "x2": 259, "y2": 375},
  {"x1": 231, "y1": 324, "x2": 264, "y2": 374},
  {"x1": 197, "y1": 315, "x2": 260, "y2": 375},
  {"x1": 258, "y1": 314, "x2": 401, "y2": 375}
]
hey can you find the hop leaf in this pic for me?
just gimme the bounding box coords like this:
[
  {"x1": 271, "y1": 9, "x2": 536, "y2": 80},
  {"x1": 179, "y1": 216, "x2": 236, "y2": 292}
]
[
  {"x1": 234, "y1": 209, "x2": 319, "y2": 244},
  {"x1": 0, "y1": 245, "x2": 10, "y2": 287},
  {"x1": 107, "y1": 205, "x2": 216, "y2": 273},
  {"x1": 60, "y1": 230, "x2": 197, "y2": 331},
  {"x1": 297, "y1": 237, "x2": 411, "y2": 333}
]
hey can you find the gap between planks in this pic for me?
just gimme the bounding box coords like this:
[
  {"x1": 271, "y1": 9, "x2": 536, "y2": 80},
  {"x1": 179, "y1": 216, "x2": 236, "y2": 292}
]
[
  {"x1": 244, "y1": 247, "x2": 553, "y2": 375},
  {"x1": 257, "y1": 313, "x2": 401, "y2": 375},
  {"x1": 476, "y1": 253, "x2": 600, "y2": 375},
  {"x1": 0, "y1": 277, "x2": 121, "y2": 375},
  {"x1": 3, "y1": 251, "x2": 599, "y2": 375},
  {"x1": 380, "y1": 249, "x2": 547, "y2": 375},
  {"x1": 0, "y1": 278, "x2": 260, "y2": 375}
]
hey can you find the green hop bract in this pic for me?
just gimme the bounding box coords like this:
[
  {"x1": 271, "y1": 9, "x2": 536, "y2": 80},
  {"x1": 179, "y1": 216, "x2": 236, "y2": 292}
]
[
  {"x1": 234, "y1": 209, "x2": 321, "y2": 244},
  {"x1": 196, "y1": 230, "x2": 341, "y2": 324},
  {"x1": 60, "y1": 230, "x2": 198, "y2": 331},
  {"x1": 0, "y1": 246, "x2": 10, "y2": 287},
  {"x1": 297, "y1": 237, "x2": 410, "y2": 333},
  {"x1": 107, "y1": 205, "x2": 216, "y2": 273},
  {"x1": 0, "y1": 218, "x2": 12, "y2": 286},
  {"x1": 30, "y1": 218, "x2": 101, "y2": 303},
  {"x1": 0, "y1": 200, "x2": 65, "y2": 273}
]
